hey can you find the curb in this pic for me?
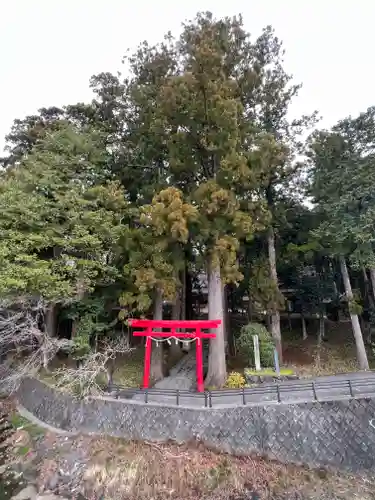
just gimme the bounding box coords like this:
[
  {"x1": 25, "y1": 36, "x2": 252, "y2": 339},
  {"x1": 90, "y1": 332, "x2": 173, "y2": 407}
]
[{"x1": 16, "y1": 404, "x2": 78, "y2": 437}]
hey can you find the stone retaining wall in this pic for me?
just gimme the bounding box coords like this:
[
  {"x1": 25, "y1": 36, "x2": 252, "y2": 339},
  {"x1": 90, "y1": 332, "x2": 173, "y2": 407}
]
[{"x1": 17, "y1": 378, "x2": 375, "y2": 472}]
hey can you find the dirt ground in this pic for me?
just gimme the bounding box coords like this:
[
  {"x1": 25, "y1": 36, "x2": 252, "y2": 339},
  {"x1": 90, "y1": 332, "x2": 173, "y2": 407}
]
[
  {"x1": 281, "y1": 319, "x2": 369, "y2": 377},
  {"x1": 228, "y1": 319, "x2": 370, "y2": 380},
  {"x1": 2, "y1": 400, "x2": 375, "y2": 500}
]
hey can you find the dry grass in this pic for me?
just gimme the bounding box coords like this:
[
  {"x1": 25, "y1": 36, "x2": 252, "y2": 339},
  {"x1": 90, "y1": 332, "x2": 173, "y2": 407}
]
[
  {"x1": 281, "y1": 320, "x2": 367, "y2": 379},
  {"x1": 81, "y1": 436, "x2": 375, "y2": 500},
  {"x1": 38, "y1": 345, "x2": 185, "y2": 394},
  {"x1": 285, "y1": 341, "x2": 360, "y2": 379},
  {"x1": 110, "y1": 349, "x2": 144, "y2": 387},
  {"x1": 38, "y1": 348, "x2": 144, "y2": 391},
  {"x1": 228, "y1": 319, "x2": 368, "y2": 380},
  {"x1": 229, "y1": 323, "x2": 362, "y2": 381}
]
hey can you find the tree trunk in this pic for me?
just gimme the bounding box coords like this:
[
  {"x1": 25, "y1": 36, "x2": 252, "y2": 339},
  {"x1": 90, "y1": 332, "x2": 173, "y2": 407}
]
[
  {"x1": 71, "y1": 278, "x2": 86, "y2": 339},
  {"x1": 316, "y1": 313, "x2": 323, "y2": 367},
  {"x1": 222, "y1": 283, "x2": 229, "y2": 353},
  {"x1": 265, "y1": 313, "x2": 272, "y2": 332},
  {"x1": 267, "y1": 228, "x2": 283, "y2": 363},
  {"x1": 169, "y1": 286, "x2": 182, "y2": 360},
  {"x1": 318, "y1": 311, "x2": 325, "y2": 343},
  {"x1": 271, "y1": 310, "x2": 281, "y2": 361},
  {"x1": 363, "y1": 267, "x2": 369, "y2": 297},
  {"x1": 248, "y1": 298, "x2": 253, "y2": 322},
  {"x1": 185, "y1": 267, "x2": 193, "y2": 320},
  {"x1": 150, "y1": 287, "x2": 164, "y2": 383},
  {"x1": 227, "y1": 285, "x2": 236, "y2": 356},
  {"x1": 105, "y1": 358, "x2": 115, "y2": 388},
  {"x1": 364, "y1": 268, "x2": 375, "y2": 344},
  {"x1": 302, "y1": 314, "x2": 307, "y2": 340},
  {"x1": 370, "y1": 268, "x2": 375, "y2": 302},
  {"x1": 171, "y1": 294, "x2": 181, "y2": 320},
  {"x1": 41, "y1": 345, "x2": 50, "y2": 370},
  {"x1": 181, "y1": 265, "x2": 186, "y2": 321},
  {"x1": 359, "y1": 315, "x2": 369, "y2": 344},
  {"x1": 180, "y1": 266, "x2": 191, "y2": 352},
  {"x1": 205, "y1": 259, "x2": 227, "y2": 388},
  {"x1": 340, "y1": 256, "x2": 369, "y2": 370},
  {"x1": 44, "y1": 304, "x2": 57, "y2": 337}
]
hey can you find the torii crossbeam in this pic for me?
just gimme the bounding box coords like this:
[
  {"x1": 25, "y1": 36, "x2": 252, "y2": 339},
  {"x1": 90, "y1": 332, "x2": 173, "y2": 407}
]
[{"x1": 129, "y1": 319, "x2": 220, "y2": 392}]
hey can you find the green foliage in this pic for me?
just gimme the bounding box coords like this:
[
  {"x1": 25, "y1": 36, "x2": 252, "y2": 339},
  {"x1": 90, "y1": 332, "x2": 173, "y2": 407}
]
[
  {"x1": 309, "y1": 106, "x2": 375, "y2": 265},
  {"x1": 248, "y1": 257, "x2": 285, "y2": 313},
  {"x1": 0, "y1": 106, "x2": 65, "y2": 168},
  {"x1": 369, "y1": 305, "x2": 375, "y2": 329},
  {"x1": 225, "y1": 371, "x2": 246, "y2": 388},
  {"x1": 348, "y1": 298, "x2": 363, "y2": 316},
  {"x1": 293, "y1": 265, "x2": 338, "y2": 316},
  {"x1": 66, "y1": 297, "x2": 118, "y2": 359},
  {"x1": 244, "y1": 367, "x2": 294, "y2": 377},
  {"x1": 70, "y1": 316, "x2": 95, "y2": 360},
  {"x1": 3, "y1": 10, "x2": 372, "y2": 380},
  {"x1": 0, "y1": 124, "x2": 128, "y2": 304},
  {"x1": 126, "y1": 12, "x2": 284, "y2": 285},
  {"x1": 10, "y1": 413, "x2": 45, "y2": 438},
  {"x1": 237, "y1": 322, "x2": 275, "y2": 367},
  {"x1": 141, "y1": 187, "x2": 198, "y2": 244},
  {"x1": 120, "y1": 187, "x2": 198, "y2": 315}
]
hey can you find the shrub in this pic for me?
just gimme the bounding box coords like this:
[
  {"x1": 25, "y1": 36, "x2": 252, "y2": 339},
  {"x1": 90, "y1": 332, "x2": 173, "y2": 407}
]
[
  {"x1": 225, "y1": 371, "x2": 246, "y2": 388},
  {"x1": 237, "y1": 322, "x2": 275, "y2": 368}
]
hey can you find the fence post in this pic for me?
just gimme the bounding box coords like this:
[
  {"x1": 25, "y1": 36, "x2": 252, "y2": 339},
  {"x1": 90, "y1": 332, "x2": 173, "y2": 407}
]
[
  {"x1": 277, "y1": 384, "x2": 281, "y2": 403},
  {"x1": 274, "y1": 348, "x2": 280, "y2": 376},
  {"x1": 143, "y1": 335, "x2": 152, "y2": 389},
  {"x1": 312, "y1": 382, "x2": 317, "y2": 401},
  {"x1": 253, "y1": 335, "x2": 261, "y2": 371},
  {"x1": 195, "y1": 333, "x2": 204, "y2": 392},
  {"x1": 349, "y1": 379, "x2": 354, "y2": 398}
]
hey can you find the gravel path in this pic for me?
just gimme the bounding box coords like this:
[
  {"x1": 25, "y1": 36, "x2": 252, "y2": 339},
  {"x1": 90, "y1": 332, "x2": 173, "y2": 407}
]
[{"x1": 155, "y1": 351, "x2": 198, "y2": 390}]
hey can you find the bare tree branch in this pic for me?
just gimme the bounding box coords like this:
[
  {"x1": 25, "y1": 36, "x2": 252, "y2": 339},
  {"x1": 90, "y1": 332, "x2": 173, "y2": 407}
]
[
  {"x1": 0, "y1": 298, "x2": 134, "y2": 396},
  {"x1": 0, "y1": 298, "x2": 73, "y2": 393},
  {"x1": 53, "y1": 337, "x2": 134, "y2": 397}
]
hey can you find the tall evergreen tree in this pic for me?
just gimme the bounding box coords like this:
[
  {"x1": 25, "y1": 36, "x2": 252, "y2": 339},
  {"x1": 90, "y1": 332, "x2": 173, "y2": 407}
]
[
  {"x1": 0, "y1": 124, "x2": 128, "y2": 343},
  {"x1": 132, "y1": 13, "x2": 266, "y2": 386},
  {"x1": 308, "y1": 109, "x2": 375, "y2": 370}
]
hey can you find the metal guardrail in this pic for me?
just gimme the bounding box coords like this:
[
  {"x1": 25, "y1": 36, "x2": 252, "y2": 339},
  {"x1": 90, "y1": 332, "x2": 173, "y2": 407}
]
[{"x1": 106, "y1": 376, "x2": 375, "y2": 408}]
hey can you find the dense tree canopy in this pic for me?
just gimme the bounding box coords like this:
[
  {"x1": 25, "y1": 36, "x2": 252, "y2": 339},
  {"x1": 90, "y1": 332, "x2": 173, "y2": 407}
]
[
  {"x1": 0, "y1": 125, "x2": 127, "y2": 301},
  {"x1": 1, "y1": 11, "x2": 374, "y2": 387}
]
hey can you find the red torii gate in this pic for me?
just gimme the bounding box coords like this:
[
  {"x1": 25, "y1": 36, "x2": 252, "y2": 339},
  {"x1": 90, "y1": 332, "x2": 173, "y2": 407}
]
[{"x1": 129, "y1": 319, "x2": 220, "y2": 392}]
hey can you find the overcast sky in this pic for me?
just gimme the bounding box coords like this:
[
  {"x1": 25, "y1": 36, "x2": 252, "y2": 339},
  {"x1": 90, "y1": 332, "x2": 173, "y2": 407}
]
[{"x1": 1, "y1": 1, "x2": 374, "y2": 153}]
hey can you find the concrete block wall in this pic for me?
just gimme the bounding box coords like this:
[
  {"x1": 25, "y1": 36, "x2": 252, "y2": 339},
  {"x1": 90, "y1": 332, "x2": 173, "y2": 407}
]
[{"x1": 17, "y1": 378, "x2": 375, "y2": 472}]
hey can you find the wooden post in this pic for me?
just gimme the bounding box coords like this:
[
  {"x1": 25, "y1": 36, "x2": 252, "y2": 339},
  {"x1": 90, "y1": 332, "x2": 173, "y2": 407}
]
[
  {"x1": 143, "y1": 336, "x2": 152, "y2": 389},
  {"x1": 195, "y1": 330, "x2": 204, "y2": 392},
  {"x1": 253, "y1": 335, "x2": 261, "y2": 371},
  {"x1": 274, "y1": 348, "x2": 280, "y2": 376}
]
